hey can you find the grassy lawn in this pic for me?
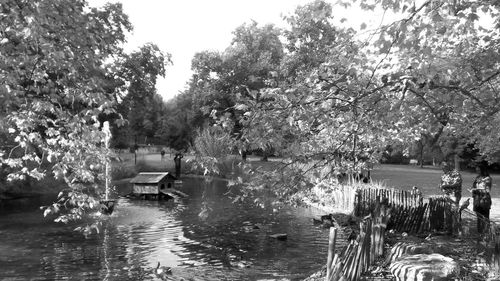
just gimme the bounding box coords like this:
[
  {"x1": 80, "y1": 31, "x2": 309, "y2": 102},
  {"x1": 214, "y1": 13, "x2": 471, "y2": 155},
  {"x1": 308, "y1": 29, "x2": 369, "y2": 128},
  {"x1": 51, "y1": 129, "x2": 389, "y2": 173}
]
[
  {"x1": 372, "y1": 164, "x2": 500, "y2": 221},
  {"x1": 371, "y1": 164, "x2": 500, "y2": 198},
  {"x1": 116, "y1": 153, "x2": 499, "y2": 199}
]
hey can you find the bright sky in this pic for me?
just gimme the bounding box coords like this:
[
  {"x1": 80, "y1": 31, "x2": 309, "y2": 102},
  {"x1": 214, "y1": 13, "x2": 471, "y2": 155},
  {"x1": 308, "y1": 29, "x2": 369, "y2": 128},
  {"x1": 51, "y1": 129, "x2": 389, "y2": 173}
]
[{"x1": 91, "y1": 0, "x2": 385, "y2": 102}]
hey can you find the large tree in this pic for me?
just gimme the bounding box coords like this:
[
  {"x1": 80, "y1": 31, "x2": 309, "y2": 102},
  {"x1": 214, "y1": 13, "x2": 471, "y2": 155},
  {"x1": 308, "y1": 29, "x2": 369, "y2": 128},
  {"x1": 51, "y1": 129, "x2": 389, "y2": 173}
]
[
  {"x1": 233, "y1": 0, "x2": 400, "y2": 199},
  {"x1": 188, "y1": 22, "x2": 284, "y2": 152},
  {"x1": 0, "y1": 0, "x2": 131, "y2": 223},
  {"x1": 114, "y1": 43, "x2": 170, "y2": 147},
  {"x1": 350, "y1": 0, "x2": 500, "y2": 163},
  {"x1": 205, "y1": 0, "x2": 500, "y2": 203}
]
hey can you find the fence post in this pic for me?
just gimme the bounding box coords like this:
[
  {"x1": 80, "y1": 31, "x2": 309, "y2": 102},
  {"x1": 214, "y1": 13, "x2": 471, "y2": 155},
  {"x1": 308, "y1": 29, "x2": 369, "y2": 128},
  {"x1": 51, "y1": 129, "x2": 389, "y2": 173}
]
[{"x1": 326, "y1": 227, "x2": 338, "y2": 280}]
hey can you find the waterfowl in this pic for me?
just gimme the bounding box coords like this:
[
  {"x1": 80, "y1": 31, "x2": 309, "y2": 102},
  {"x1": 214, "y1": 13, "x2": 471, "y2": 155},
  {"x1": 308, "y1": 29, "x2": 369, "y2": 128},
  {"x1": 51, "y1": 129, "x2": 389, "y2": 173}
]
[
  {"x1": 312, "y1": 218, "x2": 323, "y2": 224},
  {"x1": 155, "y1": 262, "x2": 172, "y2": 276}
]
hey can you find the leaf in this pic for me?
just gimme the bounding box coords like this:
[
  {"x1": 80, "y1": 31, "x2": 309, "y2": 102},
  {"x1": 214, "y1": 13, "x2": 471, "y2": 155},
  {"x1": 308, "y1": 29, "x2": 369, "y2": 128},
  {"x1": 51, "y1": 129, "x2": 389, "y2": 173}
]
[
  {"x1": 360, "y1": 23, "x2": 367, "y2": 30},
  {"x1": 22, "y1": 27, "x2": 31, "y2": 38},
  {"x1": 234, "y1": 104, "x2": 249, "y2": 111},
  {"x1": 43, "y1": 208, "x2": 52, "y2": 217},
  {"x1": 468, "y1": 13, "x2": 479, "y2": 21}
]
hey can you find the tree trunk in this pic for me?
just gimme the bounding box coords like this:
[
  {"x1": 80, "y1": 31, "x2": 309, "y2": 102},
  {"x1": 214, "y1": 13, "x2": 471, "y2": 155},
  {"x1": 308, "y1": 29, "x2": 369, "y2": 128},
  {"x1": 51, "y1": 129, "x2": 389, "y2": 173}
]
[
  {"x1": 419, "y1": 140, "x2": 424, "y2": 168},
  {"x1": 261, "y1": 153, "x2": 268, "y2": 162},
  {"x1": 454, "y1": 154, "x2": 460, "y2": 171}
]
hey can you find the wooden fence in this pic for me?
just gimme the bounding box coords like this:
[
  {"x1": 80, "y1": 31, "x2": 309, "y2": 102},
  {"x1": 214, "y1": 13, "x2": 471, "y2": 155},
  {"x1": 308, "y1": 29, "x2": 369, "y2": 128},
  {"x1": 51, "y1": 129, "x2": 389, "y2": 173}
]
[
  {"x1": 354, "y1": 188, "x2": 423, "y2": 217},
  {"x1": 326, "y1": 200, "x2": 390, "y2": 281},
  {"x1": 327, "y1": 186, "x2": 500, "y2": 280},
  {"x1": 325, "y1": 189, "x2": 456, "y2": 281},
  {"x1": 354, "y1": 188, "x2": 454, "y2": 234}
]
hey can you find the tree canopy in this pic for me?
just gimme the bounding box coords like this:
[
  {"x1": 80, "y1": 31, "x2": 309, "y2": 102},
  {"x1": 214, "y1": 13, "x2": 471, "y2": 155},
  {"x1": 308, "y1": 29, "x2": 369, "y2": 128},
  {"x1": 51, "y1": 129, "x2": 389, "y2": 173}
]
[
  {"x1": 182, "y1": 0, "x2": 500, "y2": 202},
  {"x1": 0, "y1": 0, "x2": 133, "y2": 222},
  {"x1": 113, "y1": 43, "x2": 171, "y2": 147},
  {"x1": 2, "y1": 0, "x2": 500, "y2": 218}
]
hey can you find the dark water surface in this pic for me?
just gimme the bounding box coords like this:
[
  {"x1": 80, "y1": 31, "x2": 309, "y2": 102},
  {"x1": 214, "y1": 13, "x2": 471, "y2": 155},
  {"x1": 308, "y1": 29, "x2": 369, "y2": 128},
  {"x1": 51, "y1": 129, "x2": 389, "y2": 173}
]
[{"x1": 0, "y1": 177, "x2": 340, "y2": 281}]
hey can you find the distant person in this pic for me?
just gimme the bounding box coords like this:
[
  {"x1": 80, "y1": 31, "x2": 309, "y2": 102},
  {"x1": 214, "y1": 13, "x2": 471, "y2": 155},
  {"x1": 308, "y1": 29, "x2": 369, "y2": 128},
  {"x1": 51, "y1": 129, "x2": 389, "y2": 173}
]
[
  {"x1": 411, "y1": 186, "x2": 423, "y2": 205},
  {"x1": 174, "y1": 153, "x2": 183, "y2": 178},
  {"x1": 239, "y1": 148, "x2": 247, "y2": 161},
  {"x1": 439, "y1": 161, "x2": 462, "y2": 235},
  {"x1": 470, "y1": 163, "x2": 492, "y2": 233},
  {"x1": 160, "y1": 149, "x2": 166, "y2": 161}
]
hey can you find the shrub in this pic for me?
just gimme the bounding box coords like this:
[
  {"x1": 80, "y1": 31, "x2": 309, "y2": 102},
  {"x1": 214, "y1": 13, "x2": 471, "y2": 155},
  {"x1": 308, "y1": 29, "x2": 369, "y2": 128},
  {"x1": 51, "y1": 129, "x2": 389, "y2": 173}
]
[
  {"x1": 111, "y1": 163, "x2": 137, "y2": 180},
  {"x1": 190, "y1": 126, "x2": 236, "y2": 177}
]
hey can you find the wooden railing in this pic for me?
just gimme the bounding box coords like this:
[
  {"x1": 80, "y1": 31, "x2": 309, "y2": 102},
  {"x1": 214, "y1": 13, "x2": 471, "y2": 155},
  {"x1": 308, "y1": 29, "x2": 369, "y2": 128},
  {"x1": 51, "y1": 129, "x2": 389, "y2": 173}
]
[
  {"x1": 326, "y1": 199, "x2": 390, "y2": 281},
  {"x1": 354, "y1": 187, "x2": 423, "y2": 217},
  {"x1": 354, "y1": 188, "x2": 454, "y2": 234},
  {"x1": 326, "y1": 188, "x2": 458, "y2": 281},
  {"x1": 326, "y1": 185, "x2": 500, "y2": 281}
]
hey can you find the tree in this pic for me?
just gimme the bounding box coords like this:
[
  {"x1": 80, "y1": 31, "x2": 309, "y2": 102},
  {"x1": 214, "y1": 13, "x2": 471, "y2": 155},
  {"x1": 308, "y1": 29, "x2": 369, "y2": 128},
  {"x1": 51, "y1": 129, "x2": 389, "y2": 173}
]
[
  {"x1": 114, "y1": 43, "x2": 171, "y2": 146},
  {"x1": 281, "y1": 0, "x2": 340, "y2": 79},
  {"x1": 0, "y1": 0, "x2": 131, "y2": 223},
  {"x1": 190, "y1": 126, "x2": 236, "y2": 176},
  {"x1": 207, "y1": 0, "x2": 500, "y2": 203},
  {"x1": 208, "y1": 1, "x2": 401, "y2": 203},
  {"x1": 347, "y1": 0, "x2": 500, "y2": 164},
  {"x1": 157, "y1": 92, "x2": 198, "y2": 151},
  {"x1": 181, "y1": 0, "x2": 500, "y2": 206},
  {"x1": 186, "y1": 22, "x2": 284, "y2": 158}
]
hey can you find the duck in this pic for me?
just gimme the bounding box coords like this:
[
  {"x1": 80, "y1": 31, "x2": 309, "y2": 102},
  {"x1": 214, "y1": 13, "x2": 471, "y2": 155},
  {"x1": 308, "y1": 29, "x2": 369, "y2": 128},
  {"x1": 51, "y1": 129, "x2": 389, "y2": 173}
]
[
  {"x1": 312, "y1": 218, "x2": 323, "y2": 225},
  {"x1": 155, "y1": 262, "x2": 172, "y2": 278}
]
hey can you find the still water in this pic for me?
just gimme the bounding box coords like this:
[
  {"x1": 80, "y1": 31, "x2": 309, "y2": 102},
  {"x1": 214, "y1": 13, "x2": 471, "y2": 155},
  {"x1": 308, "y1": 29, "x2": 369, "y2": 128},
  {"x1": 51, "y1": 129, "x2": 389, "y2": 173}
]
[{"x1": 0, "y1": 177, "x2": 341, "y2": 281}]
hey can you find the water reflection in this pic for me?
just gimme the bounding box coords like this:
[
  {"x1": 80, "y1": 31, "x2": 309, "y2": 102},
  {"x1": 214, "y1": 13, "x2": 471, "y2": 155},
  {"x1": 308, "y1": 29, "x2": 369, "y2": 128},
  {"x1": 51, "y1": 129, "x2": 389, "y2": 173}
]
[{"x1": 0, "y1": 177, "x2": 338, "y2": 280}]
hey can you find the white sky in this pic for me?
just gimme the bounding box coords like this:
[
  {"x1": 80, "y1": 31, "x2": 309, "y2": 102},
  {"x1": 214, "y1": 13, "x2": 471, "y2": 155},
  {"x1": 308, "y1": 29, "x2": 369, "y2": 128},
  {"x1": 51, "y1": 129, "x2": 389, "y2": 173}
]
[{"x1": 90, "y1": 0, "x2": 385, "y2": 102}]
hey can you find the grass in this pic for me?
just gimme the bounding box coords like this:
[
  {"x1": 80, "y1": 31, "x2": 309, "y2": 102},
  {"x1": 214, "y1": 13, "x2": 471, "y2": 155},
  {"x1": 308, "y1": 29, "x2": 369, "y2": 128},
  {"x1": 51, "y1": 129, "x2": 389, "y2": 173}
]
[
  {"x1": 115, "y1": 153, "x2": 500, "y2": 196},
  {"x1": 371, "y1": 164, "x2": 500, "y2": 198}
]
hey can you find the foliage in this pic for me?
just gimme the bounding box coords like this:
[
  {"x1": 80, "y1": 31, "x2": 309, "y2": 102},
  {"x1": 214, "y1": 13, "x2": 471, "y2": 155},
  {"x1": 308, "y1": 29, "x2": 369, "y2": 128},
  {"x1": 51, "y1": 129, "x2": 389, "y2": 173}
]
[
  {"x1": 114, "y1": 43, "x2": 171, "y2": 147},
  {"x1": 190, "y1": 126, "x2": 238, "y2": 177},
  {"x1": 155, "y1": 91, "x2": 199, "y2": 151},
  {"x1": 304, "y1": 179, "x2": 388, "y2": 213},
  {"x1": 186, "y1": 22, "x2": 285, "y2": 154},
  {"x1": 347, "y1": 0, "x2": 500, "y2": 163},
  {"x1": 0, "y1": 0, "x2": 132, "y2": 223},
  {"x1": 185, "y1": 0, "x2": 500, "y2": 205},
  {"x1": 3, "y1": 0, "x2": 500, "y2": 222},
  {"x1": 229, "y1": 1, "x2": 397, "y2": 200}
]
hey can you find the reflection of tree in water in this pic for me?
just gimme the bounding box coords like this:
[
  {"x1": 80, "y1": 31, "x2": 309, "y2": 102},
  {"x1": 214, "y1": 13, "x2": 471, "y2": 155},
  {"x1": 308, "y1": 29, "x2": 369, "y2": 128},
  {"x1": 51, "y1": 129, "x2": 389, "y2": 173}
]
[
  {"x1": 103, "y1": 227, "x2": 111, "y2": 280},
  {"x1": 36, "y1": 229, "x2": 104, "y2": 279},
  {"x1": 108, "y1": 224, "x2": 158, "y2": 280},
  {"x1": 198, "y1": 185, "x2": 212, "y2": 221},
  {"x1": 36, "y1": 223, "x2": 157, "y2": 280},
  {"x1": 175, "y1": 179, "x2": 329, "y2": 272},
  {"x1": 2, "y1": 178, "x2": 332, "y2": 280}
]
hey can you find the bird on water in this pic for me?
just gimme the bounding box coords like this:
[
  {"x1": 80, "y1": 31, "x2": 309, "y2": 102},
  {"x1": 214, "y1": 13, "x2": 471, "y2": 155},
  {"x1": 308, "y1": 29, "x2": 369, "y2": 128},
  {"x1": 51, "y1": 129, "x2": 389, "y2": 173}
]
[{"x1": 155, "y1": 262, "x2": 172, "y2": 279}]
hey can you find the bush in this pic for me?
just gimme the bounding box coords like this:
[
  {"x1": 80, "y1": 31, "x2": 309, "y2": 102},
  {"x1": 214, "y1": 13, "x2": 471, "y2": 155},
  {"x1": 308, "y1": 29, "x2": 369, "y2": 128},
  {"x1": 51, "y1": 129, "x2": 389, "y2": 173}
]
[
  {"x1": 190, "y1": 126, "x2": 236, "y2": 177},
  {"x1": 111, "y1": 163, "x2": 137, "y2": 180}
]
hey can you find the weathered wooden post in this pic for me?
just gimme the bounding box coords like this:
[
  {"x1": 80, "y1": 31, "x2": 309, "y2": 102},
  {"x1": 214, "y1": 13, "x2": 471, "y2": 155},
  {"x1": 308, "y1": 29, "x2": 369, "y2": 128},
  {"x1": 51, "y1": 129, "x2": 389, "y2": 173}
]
[
  {"x1": 354, "y1": 189, "x2": 362, "y2": 216},
  {"x1": 326, "y1": 227, "x2": 338, "y2": 280}
]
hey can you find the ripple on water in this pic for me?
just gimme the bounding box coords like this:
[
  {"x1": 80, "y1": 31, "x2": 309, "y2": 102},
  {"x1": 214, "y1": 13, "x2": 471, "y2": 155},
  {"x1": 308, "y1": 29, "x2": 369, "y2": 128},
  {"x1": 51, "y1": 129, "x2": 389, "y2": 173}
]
[{"x1": 0, "y1": 178, "x2": 347, "y2": 281}]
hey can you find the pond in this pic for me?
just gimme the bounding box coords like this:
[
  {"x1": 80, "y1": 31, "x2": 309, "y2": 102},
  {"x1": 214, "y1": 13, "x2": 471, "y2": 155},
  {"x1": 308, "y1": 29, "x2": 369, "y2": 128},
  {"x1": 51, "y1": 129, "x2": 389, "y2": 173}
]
[{"x1": 0, "y1": 177, "x2": 344, "y2": 281}]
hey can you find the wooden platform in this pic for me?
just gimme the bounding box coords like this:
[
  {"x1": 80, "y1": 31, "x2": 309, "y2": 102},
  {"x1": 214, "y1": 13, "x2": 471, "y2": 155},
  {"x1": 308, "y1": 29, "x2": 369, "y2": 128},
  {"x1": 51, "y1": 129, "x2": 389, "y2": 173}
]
[{"x1": 160, "y1": 188, "x2": 188, "y2": 198}]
